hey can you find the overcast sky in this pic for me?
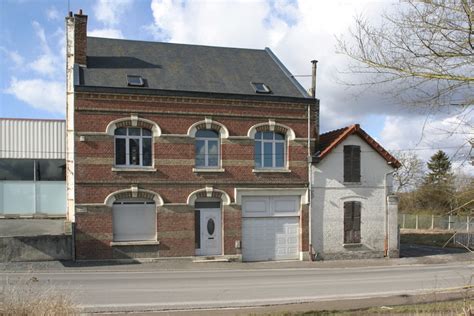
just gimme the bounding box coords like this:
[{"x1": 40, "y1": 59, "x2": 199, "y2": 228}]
[{"x1": 0, "y1": 0, "x2": 472, "y2": 174}]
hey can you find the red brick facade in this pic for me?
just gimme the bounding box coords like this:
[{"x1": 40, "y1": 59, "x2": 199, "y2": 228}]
[{"x1": 73, "y1": 91, "x2": 316, "y2": 260}]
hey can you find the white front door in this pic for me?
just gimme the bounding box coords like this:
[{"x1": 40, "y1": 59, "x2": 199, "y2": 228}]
[{"x1": 196, "y1": 208, "x2": 221, "y2": 256}]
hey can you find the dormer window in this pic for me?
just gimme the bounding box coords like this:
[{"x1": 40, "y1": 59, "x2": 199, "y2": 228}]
[
  {"x1": 127, "y1": 75, "x2": 144, "y2": 87},
  {"x1": 251, "y1": 82, "x2": 271, "y2": 94}
]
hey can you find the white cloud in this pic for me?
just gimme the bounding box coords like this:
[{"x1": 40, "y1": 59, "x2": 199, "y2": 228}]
[
  {"x1": 93, "y1": 0, "x2": 133, "y2": 27},
  {"x1": 5, "y1": 78, "x2": 65, "y2": 114},
  {"x1": 0, "y1": 47, "x2": 24, "y2": 67},
  {"x1": 46, "y1": 6, "x2": 61, "y2": 21},
  {"x1": 27, "y1": 21, "x2": 63, "y2": 77},
  {"x1": 89, "y1": 28, "x2": 124, "y2": 39},
  {"x1": 380, "y1": 113, "x2": 474, "y2": 174}
]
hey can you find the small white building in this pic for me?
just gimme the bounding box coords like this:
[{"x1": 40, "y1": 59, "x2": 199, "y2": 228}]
[
  {"x1": 311, "y1": 124, "x2": 400, "y2": 259},
  {"x1": 0, "y1": 118, "x2": 66, "y2": 217}
]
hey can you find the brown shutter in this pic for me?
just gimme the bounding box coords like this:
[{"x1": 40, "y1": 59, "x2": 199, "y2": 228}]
[
  {"x1": 344, "y1": 145, "x2": 361, "y2": 183},
  {"x1": 353, "y1": 146, "x2": 361, "y2": 182},
  {"x1": 343, "y1": 202, "x2": 352, "y2": 243},
  {"x1": 343, "y1": 146, "x2": 352, "y2": 182}
]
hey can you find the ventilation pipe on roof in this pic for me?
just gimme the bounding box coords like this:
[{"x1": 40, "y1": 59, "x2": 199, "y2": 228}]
[{"x1": 310, "y1": 60, "x2": 318, "y2": 98}]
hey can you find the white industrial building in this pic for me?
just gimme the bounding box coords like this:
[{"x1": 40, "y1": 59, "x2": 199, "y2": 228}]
[{"x1": 0, "y1": 118, "x2": 66, "y2": 217}]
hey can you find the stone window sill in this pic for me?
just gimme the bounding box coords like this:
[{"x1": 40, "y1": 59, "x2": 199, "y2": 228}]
[
  {"x1": 110, "y1": 240, "x2": 160, "y2": 246},
  {"x1": 112, "y1": 167, "x2": 157, "y2": 172},
  {"x1": 192, "y1": 168, "x2": 225, "y2": 173},
  {"x1": 252, "y1": 168, "x2": 291, "y2": 173},
  {"x1": 343, "y1": 243, "x2": 362, "y2": 248}
]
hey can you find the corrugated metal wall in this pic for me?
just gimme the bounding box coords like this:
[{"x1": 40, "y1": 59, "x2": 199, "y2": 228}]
[{"x1": 0, "y1": 119, "x2": 66, "y2": 159}]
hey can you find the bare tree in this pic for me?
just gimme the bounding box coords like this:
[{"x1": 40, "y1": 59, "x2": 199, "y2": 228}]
[
  {"x1": 337, "y1": 0, "x2": 473, "y2": 136},
  {"x1": 393, "y1": 151, "x2": 425, "y2": 192}
]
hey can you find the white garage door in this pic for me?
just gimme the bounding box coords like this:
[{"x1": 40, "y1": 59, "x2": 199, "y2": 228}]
[
  {"x1": 242, "y1": 196, "x2": 300, "y2": 261},
  {"x1": 112, "y1": 201, "x2": 156, "y2": 242}
]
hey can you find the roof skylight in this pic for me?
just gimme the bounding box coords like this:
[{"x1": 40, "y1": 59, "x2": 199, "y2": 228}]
[
  {"x1": 251, "y1": 82, "x2": 271, "y2": 94},
  {"x1": 127, "y1": 75, "x2": 144, "y2": 87}
]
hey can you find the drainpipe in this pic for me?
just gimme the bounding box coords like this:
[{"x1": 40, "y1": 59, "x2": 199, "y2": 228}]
[
  {"x1": 308, "y1": 60, "x2": 318, "y2": 261},
  {"x1": 307, "y1": 104, "x2": 312, "y2": 261},
  {"x1": 384, "y1": 168, "x2": 396, "y2": 257}
]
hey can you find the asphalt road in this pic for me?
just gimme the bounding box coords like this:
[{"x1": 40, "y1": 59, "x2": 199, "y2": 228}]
[{"x1": 1, "y1": 262, "x2": 473, "y2": 313}]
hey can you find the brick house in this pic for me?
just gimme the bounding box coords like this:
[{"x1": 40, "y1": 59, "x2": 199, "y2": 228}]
[{"x1": 66, "y1": 11, "x2": 318, "y2": 261}]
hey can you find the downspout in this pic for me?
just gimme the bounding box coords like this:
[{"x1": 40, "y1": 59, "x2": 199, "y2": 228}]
[
  {"x1": 308, "y1": 60, "x2": 318, "y2": 261},
  {"x1": 384, "y1": 168, "x2": 396, "y2": 257},
  {"x1": 307, "y1": 104, "x2": 312, "y2": 260}
]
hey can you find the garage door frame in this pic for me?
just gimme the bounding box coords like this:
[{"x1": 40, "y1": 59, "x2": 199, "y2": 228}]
[{"x1": 241, "y1": 195, "x2": 302, "y2": 262}]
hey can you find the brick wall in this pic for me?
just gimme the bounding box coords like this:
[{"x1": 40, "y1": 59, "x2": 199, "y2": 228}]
[{"x1": 74, "y1": 91, "x2": 315, "y2": 260}]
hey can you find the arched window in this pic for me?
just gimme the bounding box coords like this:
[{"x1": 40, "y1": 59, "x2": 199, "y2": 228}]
[
  {"x1": 114, "y1": 127, "x2": 152, "y2": 167},
  {"x1": 254, "y1": 131, "x2": 285, "y2": 169},
  {"x1": 195, "y1": 129, "x2": 220, "y2": 168}
]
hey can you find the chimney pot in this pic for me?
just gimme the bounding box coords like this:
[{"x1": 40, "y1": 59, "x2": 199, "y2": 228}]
[
  {"x1": 79, "y1": 9, "x2": 83, "y2": 15},
  {"x1": 68, "y1": 11, "x2": 73, "y2": 17}
]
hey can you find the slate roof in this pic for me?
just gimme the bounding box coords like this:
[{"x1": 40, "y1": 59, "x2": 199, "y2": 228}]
[
  {"x1": 79, "y1": 37, "x2": 310, "y2": 98},
  {"x1": 315, "y1": 124, "x2": 401, "y2": 168}
]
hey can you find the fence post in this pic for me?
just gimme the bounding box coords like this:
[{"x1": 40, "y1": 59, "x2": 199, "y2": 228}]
[
  {"x1": 448, "y1": 215, "x2": 452, "y2": 230},
  {"x1": 402, "y1": 214, "x2": 406, "y2": 229},
  {"x1": 431, "y1": 214, "x2": 434, "y2": 230},
  {"x1": 415, "y1": 215, "x2": 419, "y2": 230},
  {"x1": 467, "y1": 216, "x2": 470, "y2": 233}
]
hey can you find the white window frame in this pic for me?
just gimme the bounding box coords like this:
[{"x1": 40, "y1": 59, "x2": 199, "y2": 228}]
[
  {"x1": 114, "y1": 127, "x2": 153, "y2": 167},
  {"x1": 195, "y1": 130, "x2": 220, "y2": 168},
  {"x1": 255, "y1": 131, "x2": 286, "y2": 169}
]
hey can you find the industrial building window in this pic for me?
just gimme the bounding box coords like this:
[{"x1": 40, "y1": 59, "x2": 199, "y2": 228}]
[
  {"x1": 254, "y1": 131, "x2": 285, "y2": 169},
  {"x1": 114, "y1": 127, "x2": 152, "y2": 167},
  {"x1": 344, "y1": 201, "x2": 361, "y2": 244},
  {"x1": 195, "y1": 129, "x2": 219, "y2": 168},
  {"x1": 344, "y1": 145, "x2": 361, "y2": 183},
  {"x1": 0, "y1": 159, "x2": 66, "y2": 215}
]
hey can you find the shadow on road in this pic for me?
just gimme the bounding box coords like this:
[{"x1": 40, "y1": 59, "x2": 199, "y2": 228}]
[{"x1": 400, "y1": 243, "x2": 469, "y2": 258}]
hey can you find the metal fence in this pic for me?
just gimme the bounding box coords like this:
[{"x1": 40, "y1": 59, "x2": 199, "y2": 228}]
[{"x1": 399, "y1": 214, "x2": 473, "y2": 232}]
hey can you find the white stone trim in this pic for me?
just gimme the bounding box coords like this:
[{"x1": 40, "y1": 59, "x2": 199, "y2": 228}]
[
  {"x1": 187, "y1": 119, "x2": 230, "y2": 138},
  {"x1": 104, "y1": 186, "x2": 164, "y2": 207},
  {"x1": 247, "y1": 121, "x2": 296, "y2": 140},
  {"x1": 105, "y1": 116, "x2": 162, "y2": 136},
  {"x1": 187, "y1": 187, "x2": 231, "y2": 206},
  {"x1": 234, "y1": 188, "x2": 308, "y2": 205}
]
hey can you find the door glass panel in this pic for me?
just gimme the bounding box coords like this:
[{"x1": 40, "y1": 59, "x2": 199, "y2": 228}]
[
  {"x1": 275, "y1": 142, "x2": 284, "y2": 167},
  {"x1": 275, "y1": 133, "x2": 285, "y2": 140},
  {"x1": 262, "y1": 131, "x2": 274, "y2": 140},
  {"x1": 195, "y1": 140, "x2": 206, "y2": 167},
  {"x1": 196, "y1": 130, "x2": 218, "y2": 138},
  {"x1": 114, "y1": 128, "x2": 126, "y2": 135},
  {"x1": 129, "y1": 138, "x2": 140, "y2": 165},
  {"x1": 255, "y1": 140, "x2": 262, "y2": 168},
  {"x1": 207, "y1": 218, "x2": 215, "y2": 235},
  {"x1": 208, "y1": 140, "x2": 218, "y2": 167},
  {"x1": 263, "y1": 142, "x2": 273, "y2": 167},
  {"x1": 142, "y1": 138, "x2": 152, "y2": 166},
  {"x1": 128, "y1": 128, "x2": 141, "y2": 136},
  {"x1": 115, "y1": 139, "x2": 126, "y2": 165}
]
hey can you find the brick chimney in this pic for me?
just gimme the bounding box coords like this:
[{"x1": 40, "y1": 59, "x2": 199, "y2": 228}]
[{"x1": 67, "y1": 9, "x2": 88, "y2": 66}]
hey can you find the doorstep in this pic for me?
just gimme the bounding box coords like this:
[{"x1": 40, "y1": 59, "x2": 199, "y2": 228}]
[{"x1": 192, "y1": 255, "x2": 241, "y2": 263}]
